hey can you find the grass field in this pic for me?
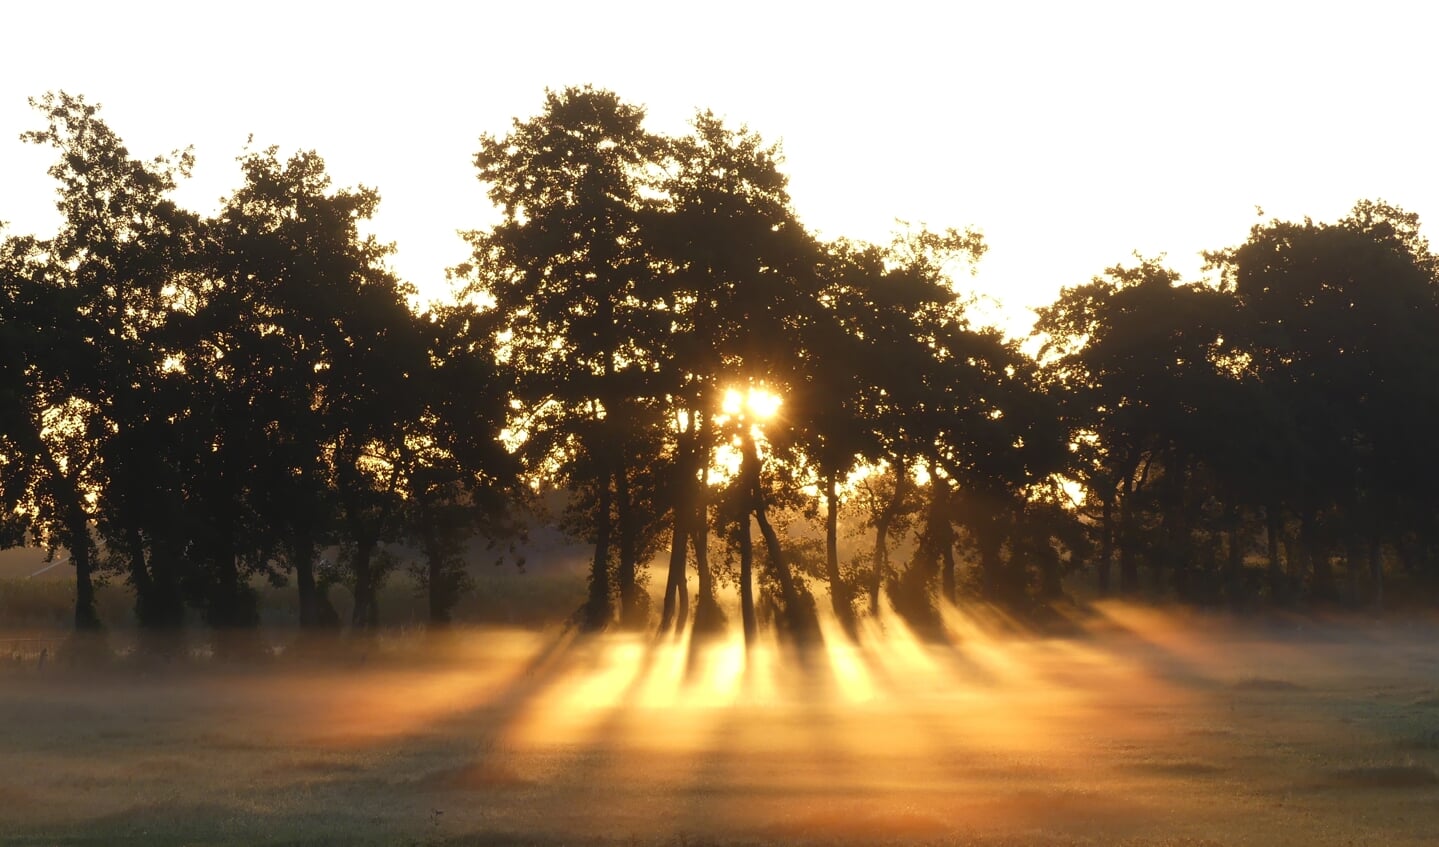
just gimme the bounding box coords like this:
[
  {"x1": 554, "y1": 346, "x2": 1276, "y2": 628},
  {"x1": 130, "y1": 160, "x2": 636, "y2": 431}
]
[{"x1": 3, "y1": 603, "x2": 1439, "y2": 846}]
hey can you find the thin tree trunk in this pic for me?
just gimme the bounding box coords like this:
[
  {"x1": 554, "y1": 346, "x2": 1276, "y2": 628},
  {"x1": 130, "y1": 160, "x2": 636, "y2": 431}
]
[
  {"x1": 419, "y1": 497, "x2": 453, "y2": 627},
  {"x1": 125, "y1": 523, "x2": 155, "y2": 624},
  {"x1": 738, "y1": 512, "x2": 756, "y2": 646},
  {"x1": 615, "y1": 462, "x2": 639, "y2": 627},
  {"x1": 70, "y1": 512, "x2": 99, "y2": 631},
  {"x1": 38, "y1": 449, "x2": 98, "y2": 630},
  {"x1": 932, "y1": 473, "x2": 955, "y2": 605},
  {"x1": 1266, "y1": 503, "x2": 1283, "y2": 601},
  {"x1": 1301, "y1": 508, "x2": 1333, "y2": 601},
  {"x1": 350, "y1": 535, "x2": 380, "y2": 630},
  {"x1": 742, "y1": 428, "x2": 807, "y2": 638},
  {"x1": 691, "y1": 458, "x2": 722, "y2": 635},
  {"x1": 870, "y1": 457, "x2": 907, "y2": 614},
  {"x1": 660, "y1": 420, "x2": 694, "y2": 635},
  {"x1": 976, "y1": 518, "x2": 1004, "y2": 601},
  {"x1": 345, "y1": 447, "x2": 403, "y2": 632},
  {"x1": 294, "y1": 532, "x2": 319, "y2": 628},
  {"x1": 427, "y1": 549, "x2": 450, "y2": 626},
  {"x1": 147, "y1": 539, "x2": 184, "y2": 632},
  {"x1": 1098, "y1": 485, "x2": 1114, "y2": 595},
  {"x1": 1282, "y1": 532, "x2": 1300, "y2": 580},
  {"x1": 1119, "y1": 469, "x2": 1138, "y2": 594},
  {"x1": 1166, "y1": 450, "x2": 1190, "y2": 602},
  {"x1": 940, "y1": 532, "x2": 958, "y2": 603},
  {"x1": 585, "y1": 468, "x2": 614, "y2": 631},
  {"x1": 824, "y1": 470, "x2": 855, "y2": 636},
  {"x1": 1040, "y1": 528, "x2": 1065, "y2": 599},
  {"x1": 754, "y1": 505, "x2": 804, "y2": 633},
  {"x1": 660, "y1": 505, "x2": 689, "y2": 635},
  {"x1": 1225, "y1": 501, "x2": 1244, "y2": 603}
]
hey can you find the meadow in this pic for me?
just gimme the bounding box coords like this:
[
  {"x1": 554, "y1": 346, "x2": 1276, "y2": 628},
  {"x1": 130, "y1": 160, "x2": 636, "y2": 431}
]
[{"x1": 3, "y1": 602, "x2": 1439, "y2": 846}]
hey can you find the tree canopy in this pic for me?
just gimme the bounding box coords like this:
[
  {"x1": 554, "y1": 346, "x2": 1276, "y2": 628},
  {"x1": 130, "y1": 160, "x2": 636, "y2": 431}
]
[{"x1": 5, "y1": 88, "x2": 1439, "y2": 647}]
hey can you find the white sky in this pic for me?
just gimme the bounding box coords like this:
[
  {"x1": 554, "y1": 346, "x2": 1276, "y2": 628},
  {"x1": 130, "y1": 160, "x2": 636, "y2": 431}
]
[{"x1": 3, "y1": 1, "x2": 1437, "y2": 335}]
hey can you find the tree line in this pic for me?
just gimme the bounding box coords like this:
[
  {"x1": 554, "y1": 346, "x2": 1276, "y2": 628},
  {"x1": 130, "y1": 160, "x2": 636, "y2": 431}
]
[{"x1": 3, "y1": 87, "x2": 1437, "y2": 645}]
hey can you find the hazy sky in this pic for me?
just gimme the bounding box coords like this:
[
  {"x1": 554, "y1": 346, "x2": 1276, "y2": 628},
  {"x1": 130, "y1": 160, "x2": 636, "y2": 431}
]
[{"x1": 3, "y1": 1, "x2": 1436, "y2": 334}]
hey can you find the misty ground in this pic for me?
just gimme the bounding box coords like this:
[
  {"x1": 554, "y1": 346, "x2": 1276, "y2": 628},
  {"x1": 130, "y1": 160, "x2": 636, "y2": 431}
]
[{"x1": 3, "y1": 604, "x2": 1439, "y2": 847}]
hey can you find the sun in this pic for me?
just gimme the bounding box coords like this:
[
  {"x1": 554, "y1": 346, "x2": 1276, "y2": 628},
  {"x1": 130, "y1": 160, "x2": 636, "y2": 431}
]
[{"x1": 721, "y1": 386, "x2": 781, "y2": 420}]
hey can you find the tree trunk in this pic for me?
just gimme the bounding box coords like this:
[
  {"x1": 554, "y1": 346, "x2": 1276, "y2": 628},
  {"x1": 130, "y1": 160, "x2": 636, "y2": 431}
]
[
  {"x1": 660, "y1": 422, "x2": 694, "y2": 635},
  {"x1": 976, "y1": 519, "x2": 1004, "y2": 601},
  {"x1": 38, "y1": 448, "x2": 98, "y2": 630},
  {"x1": 870, "y1": 457, "x2": 908, "y2": 614},
  {"x1": 738, "y1": 512, "x2": 757, "y2": 646},
  {"x1": 1265, "y1": 503, "x2": 1284, "y2": 601},
  {"x1": 293, "y1": 533, "x2": 319, "y2": 629},
  {"x1": 584, "y1": 468, "x2": 614, "y2": 631},
  {"x1": 1301, "y1": 509, "x2": 1333, "y2": 601},
  {"x1": 1119, "y1": 469, "x2": 1138, "y2": 594},
  {"x1": 1225, "y1": 501, "x2": 1244, "y2": 604},
  {"x1": 341, "y1": 444, "x2": 403, "y2": 633},
  {"x1": 70, "y1": 514, "x2": 99, "y2": 631},
  {"x1": 892, "y1": 469, "x2": 956, "y2": 633},
  {"x1": 421, "y1": 504, "x2": 452, "y2": 626},
  {"x1": 742, "y1": 428, "x2": 810, "y2": 641},
  {"x1": 1165, "y1": 450, "x2": 1190, "y2": 602},
  {"x1": 427, "y1": 550, "x2": 450, "y2": 626},
  {"x1": 125, "y1": 523, "x2": 155, "y2": 624},
  {"x1": 350, "y1": 535, "x2": 380, "y2": 630},
  {"x1": 1098, "y1": 485, "x2": 1114, "y2": 595},
  {"x1": 932, "y1": 475, "x2": 956, "y2": 605},
  {"x1": 148, "y1": 532, "x2": 184, "y2": 630},
  {"x1": 615, "y1": 462, "x2": 640, "y2": 627},
  {"x1": 660, "y1": 505, "x2": 689, "y2": 636},
  {"x1": 1282, "y1": 527, "x2": 1299, "y2": 577},
  {"x1": 940, "y1": 539, "x2": 957, "y2": 604},
  {"x1": 824, "y1": 470, "x2": 856, "y2": 637},
  {"x1": 1039, "y1": 533, "x2": 1064, "y2": 599},
  {"x1": 754, "y1": 504, "x2": 810, "y2": 640},
  {"x1": 126, "y1": 520, "x2": 183, "y2": 634},
  {"x1": 691, "y1": 459, "x2": 723, "y2": 635}
]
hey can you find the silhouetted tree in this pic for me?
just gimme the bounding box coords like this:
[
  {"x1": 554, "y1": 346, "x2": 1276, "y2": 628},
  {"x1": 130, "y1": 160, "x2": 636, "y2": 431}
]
[
  {"x1": 653, "y1": 112, "x2": 824, "y2": 641},
  {"x1": 202, "y1": 145, "x2": 426, "y2": 630},
  {"x1": 1210, "y1": 201, "x2": 1439, "y2": 606},
  {"x1": 12, "y1": 92, "x2": 199, "y2": 630},
  {"x1": 464, "y1": 86, "x2": 666, "y2": 631},
  {"x1": 1037, "y1": 259, "x2": 1239, "y2": 600},
  {"x1": 405, "y1": 303, "x2": 522, "y2": 625}
]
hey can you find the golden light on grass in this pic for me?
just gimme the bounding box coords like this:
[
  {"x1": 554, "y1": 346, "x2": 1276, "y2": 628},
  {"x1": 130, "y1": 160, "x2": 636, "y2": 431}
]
[
  {"x1": 686, "y1": 632, "x2": 748, "y2": 705},
  {"x1": 814, "y1": 609, "x2": 876, "y2": 705},
  {"x1": 8, "y1": 608, "x2": 1439, "y2": 844}
]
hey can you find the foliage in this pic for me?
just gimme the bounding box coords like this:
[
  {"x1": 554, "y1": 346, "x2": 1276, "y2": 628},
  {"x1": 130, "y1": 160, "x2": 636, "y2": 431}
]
[{"x1": 7, "y1": 88, "x2": 1439, "y2": 645}]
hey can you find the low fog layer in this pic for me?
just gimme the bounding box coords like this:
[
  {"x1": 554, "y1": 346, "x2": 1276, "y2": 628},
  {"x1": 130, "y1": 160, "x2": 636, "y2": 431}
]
[{"x1": 4, "y1": 605, "x2": 1438, "y2": 846}]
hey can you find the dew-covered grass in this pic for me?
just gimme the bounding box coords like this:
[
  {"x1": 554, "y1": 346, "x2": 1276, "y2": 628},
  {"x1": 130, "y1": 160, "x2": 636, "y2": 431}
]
[{"x1": 2, "y1": 604, "x2": 1438, "y2": 846}]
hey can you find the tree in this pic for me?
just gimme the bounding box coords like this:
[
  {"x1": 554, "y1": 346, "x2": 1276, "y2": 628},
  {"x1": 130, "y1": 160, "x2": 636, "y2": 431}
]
[
  {"x1": 406, "y1": 302, "x2": 522, "y2": 626},
  {"x1": 1036, "y1": 258, "x2": 1242, "y2": 601},
  {"x1": 464, "y1": 86, "x2": 664, "y2": 631},
  {"x1": 0, "y1": 232, "x2": 104, "y2": 628},
  {"x1": 657, "y1": 112, "x2": 854, "y2": 644},
  {"x1": 1210, "y1": 202, "x2": 1439, "y2": 606},
  {"x1": 10, "y1": 92, "x2": 198, "y2": 631},
  {"x1": 649, "y1": 112, "x2": 824, "y2": 640},
  {"x1": 202, "y1": 144, "x2": 424, "y2": 630}
]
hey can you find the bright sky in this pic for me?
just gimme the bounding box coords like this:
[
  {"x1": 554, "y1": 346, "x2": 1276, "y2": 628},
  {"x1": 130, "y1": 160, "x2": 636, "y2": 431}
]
[{"x1": 3, "y1": 1, "x2": 1436, "y2": 336}]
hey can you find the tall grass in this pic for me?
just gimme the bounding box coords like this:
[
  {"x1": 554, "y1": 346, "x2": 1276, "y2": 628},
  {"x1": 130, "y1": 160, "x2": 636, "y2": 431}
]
[{"x1": 0, "y1": 577, "x2": 133, "y2": 628}]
